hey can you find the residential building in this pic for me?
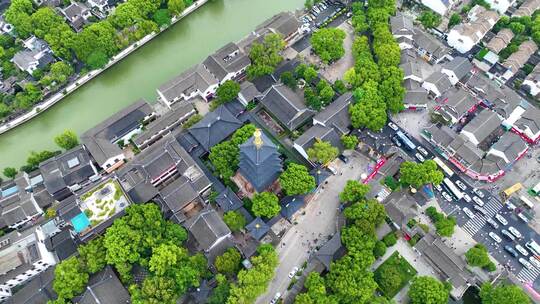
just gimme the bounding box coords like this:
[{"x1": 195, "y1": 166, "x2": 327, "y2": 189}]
[
  {"x1": 312, "y1": 232, "x2": 345, "y2": 271},
  {"x1": 117, "y1": 134, "x2": 212, "y2": 222},
  {"x1": 187, "y1": 105, "x2": 242, "y2": 152},
  {"x1": 485, "y1": 0, "x2": 516, "y2": 14},
  {"x1": 234, "y1": 129, "x2": 282, "y2": 196},
  {"x1": 383, "y1": 192, "x2": 416, "y2": 230},
  {"x1": 390, "y1": 13, "x2": 414, "y2": 50},
  {"x1": 81, "y1": 99, "x2": 156, "y2": 172},
  {"x1": 157, "y1": 64, "x2": 219, "y2": 107},
  {"x1": 522, "y1": 63, "x2": 540, "y2": 97},
  {"x1": 280, "y1": 195, "x2": 306, "y2": 222},
  {"x1": 203, "y1": 42, "x2": 251, "y2": 85},
  {"x1": 59, "y1": 2, "x2": 92, "y2": 31},
  {"x1": 4, "y1": 267, "x2": 56, "y2": 304},
  {"x1": 71, "y1": 266, "x2": 130, "y2": 304},
  {"x1": 447, "y1": 6, "x2": 500, "y2": 54},
  {"x1": 403, "y1": 89, "x2": 429, "y2": 110},
  {"x1": 413, "y1": 30, "x2": 449, "y2": 63},
  {"x1": 0, "y1": 225, "x2": 58, "y2": 301},
  {"x1": 294, "y1": 124, "x2": 342, "y2": 162},
  {"x1": 255, "y1": 11, "x2": 300, "y2": 44},
  {"x1": 486, "y1": 29, "x2": 514, "y2": 54},
  {"x1": 418, "y1": 0, "x2": 456, "y2": 15},
  {"x1": 460, "y1": 110, "x2": 502, "y2": 146},
  {"x1": 500, "y1": 40, "x2": 538, "y2": 81},
  {"x1": 0, "y1": 175, "x2": 44, "y2": 230},
  {"x1": 401, "y1": 61, "x2": 424, "y2": 83},
  {"x1": 513, "y1": 0, "x2": 540, "y2": 17},
  {"x1": 238, "y1": 81, "x2": 261, "y2": 106},
  {"x1": 259, "y1": 84, "x2": 315, "y2": 131},
  {"x1": 441, "y1": 57, "x2": 473, "y2": 85},
  {"x1": 312, "y1": 92, "x2": 352, "y2": 135},
  {"x1": 12, "y1": 36, "x2": 54, "y2": 75},
  {"x1": 415, "y1": 233, "x2": 475, "y2": 299},
  {"x1": 184, "y1": 206, "x2": 231, "y2": 252},
  {"x1": 488, "y1": 132, "x2": 529, "y2": 164},
  {"x1": 422, "y1": 71, "x2": 453, "y2": 97},
  {"x1": 43, "y1": 228, "x2": 77, "y2": 261},
  {"x1": 132, "y1": 103, "x2": 196, "y2": 150},
  {"x1": 39, "y1": 145, "x2": 98, "y2": 201},
  {"x1": 214, "y1": 187, "x2": 243, "y2": 213},
  {"x1": 507, "y1": 105, "x2": 540, "y2": 143}
]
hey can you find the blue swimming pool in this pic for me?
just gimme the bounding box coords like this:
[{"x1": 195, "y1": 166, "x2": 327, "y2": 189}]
[{"x1": 71, "y1": 212, "x2": 90, "y2": 233}]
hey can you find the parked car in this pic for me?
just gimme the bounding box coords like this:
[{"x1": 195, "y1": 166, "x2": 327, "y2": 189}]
[
  {"x1": 463, "y1": 207, "x2": 475, "y2": 219},
  {"x1": 472, "y1": 196, "x2": 484, "y2": 207},
  {"x1": 508, "y1": 227, "x2": 522, "y2": 239},
  {"x1": 415, "y1": 153, "x2": 425, "y2": 162},
  {"x1": 463, "y1": 194, "x2": 472, "y2": 203},
  {"x1": 288, "y1": 266, "x2": 299, "y2": 279},
  {"x1": 506, "y1": 201, "x2": 517, "y2": 211},
  {"x1": 529, "y1": 257, "x2": 540, "y2": 268},
  {"x1": 417, "y1": 146, "x2": 428, "y2": 156},
  {"x1": 489, "y1": 232, "x2": 502, "y2": 243},
  {"x1": 270, "y1": 293, "x2": 282, "y2": 304},
  {"x1": 495, "y1": 214, "x2": 508, "y2": 226},
  {"x1": 454, "y1": 181, "x2": 466, "y2": 191},
  {"x1": 516, "y1": 244, "x2": 529, "y2": 256},
  {"x1": 473, "y1": 205, "x2": 487, "y2": 216},
  {"x1": 442, "y1": 192, "x2": 453, "y2": 202},
  {"x1": 388, "y1": 122, "x2": 399, "y2": 131},
  {"x1": 435, "y1": 184, "x2": 443, "y2": 192},
  {"x1": 338, "y1": 154, "x2": 349, "y2": 164},
  {"x1": 518, "y1": 212, "x2": 529, "y2": 223},
  {"x1": 501, "y1": 229, "x2": 516, "y2": 241},
  {"x1": 504, "y1": 245, "x2": 519, "y2": 258},
  {"x1": 473, "y1": 188, "x2": 485, "y2": 198},
  {"x1": 520, "y1": 258, "x2": 533, "y2": 270},
  {"x1": 487, "y1": 218, "x2": 499, "y2": 229}
]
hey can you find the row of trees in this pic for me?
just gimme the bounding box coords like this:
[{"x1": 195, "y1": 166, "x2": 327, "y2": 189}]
[
  {"x1": 493, "y1": 13, "x2": 540, "y2": 61},
  {"x1": 347, "y1": 0, "x2": 404, "y2": 132}
]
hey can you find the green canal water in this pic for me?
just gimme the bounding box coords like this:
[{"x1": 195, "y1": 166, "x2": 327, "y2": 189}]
[{"x1": 0, "y1": 0, "x2": 304, "y2": 174}]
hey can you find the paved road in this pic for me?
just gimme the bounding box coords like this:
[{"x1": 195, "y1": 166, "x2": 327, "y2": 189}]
[
  {"x1": 256, "y1": 154, "x2": 367, "y2": 304},
  {"x1": 382, "y1": 119, "x2": 540, "y2": 292}
]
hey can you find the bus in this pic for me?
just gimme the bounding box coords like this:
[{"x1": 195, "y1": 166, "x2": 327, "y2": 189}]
[
  {"x1": 520, "y1": 195, "x2": 535, "y2": 209},
  {"x1": 433, "y1": 157, "x2": 454, "y2": 177},
  {"x1": 396, "y1": 131, "x2": 416, "y2": 151},
  {"x1": 501, "y1": 183, "x2": 523, "y2": 200},
  {"x1": 443, "y1": 178, "x2": 463, "y2": 200},
  {"x1": 526, "y1": 240, "x2": 540, "y2": 258}
]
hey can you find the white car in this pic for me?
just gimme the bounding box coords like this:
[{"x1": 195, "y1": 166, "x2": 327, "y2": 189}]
[
  {"x1": 455, "y1": 180, "x2": 467, "y2": 191},
  {"x1": 518, "y1": 212, "x2": 529, "y2": 223},
  {"x1": 415, "y1": 153, "x2": 425, "y2": 162},
  {"x1": 506, "y1": 201, "x2": 517, "y2": 211},
  {"x1": 495, "y1": 214, "x2": 508, "y2": 226},
  {"x1": 501, "y1": 229, "x2": 516, "y2": 241},
  {"x1": 435, "y1": 184, "x2": 443, "y2": 192},
  {"x1": 472, "y1": 196, "x2": 484, "y2": 207},
  {"x1": 463, "y1": 194, "x2": 472, "y2": 203},
  {"x1": 417, "y1": 146, "x2": 429, "y2": 156},
  {"x1": 472, "y1": 188, "x2": 485, "y2": 198},
  {"x1": 270, "y1": 292, "x2": 282, "y2": 304},
  {"x1": 520, "y1": 258, "x2": 533, "y2": 270},
  {"x1": 463, "y1": 207, "x2": 475, "y2": 219},
  {"x1": 516, "y1": 244, "x2": 529, "y2": 256},
  {"x1": 509, "y1": 227, "x2": 522, "y2": 239},
  {"x1": 529, "y1": 257, "x2": 540, "y2": 268},
  {"x1": 442, "y1": 192, "x2": 452, "y2": 202},
  {"x1": 486, "y1": 217, "x2": 499, "y2": 229},
  {"x1": 388, "y1": 122, "x2": 399, "y2": 131},
  {"x1": 288, "y1": 266, "x2": 299, "y2": 279},
  {"x1": 489, "y1": 232, "x2": 502, "y2": 243}
]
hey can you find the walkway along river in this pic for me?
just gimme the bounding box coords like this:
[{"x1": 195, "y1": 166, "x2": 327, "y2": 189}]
[{"x1": 0, "y1": 0, "x2": 304, "y2": 174}]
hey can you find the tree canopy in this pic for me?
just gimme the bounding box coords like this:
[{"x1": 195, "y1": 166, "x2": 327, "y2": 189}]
[
  {"x1": 307, "y1": 140, "x2": 338, "y2": 165},
  {"x1": 418, "y1": 11, "x2": 442, "y2": 29},
  {"x1": 252, "y1": 192, "x2": 281, "y2": 218},
  {"x1": 247, "y1": 33, "x2": 285, "y2": 79},
  {"x1": 311, "y1": 28, "x2": 346, "y2": 63},
  {"x1": 54, "y1": 130, "x2": 79, "y2": 150},
  {"x1": 480, "y1": 283, "x2": 531, "y2": 304},
  {"x1": 399, "y1": 160, "x2": 444, "y2": 188},
  {"x1": 466, "y1": 244, "x2": 496, "y2": 271},
  {"x1": 341, "y1": 135, "x2": 358, "y2": 150},
  {"x1": 349, "y1": 80, "x2": 387, "y2": 131},
  {"x1": 339, "y1": 180, "x2": 370, "y2": 203},
  {"x1": 408, "y1": 276, "x2": 449, "y2": 304},
  {"x1": 279, "y1": 163, "x2": 316, "y2": 196},
  {"x1": 216, "y1": 80, "x2": 241, "y2": 104},
  {"x1": 223, "y1": 210, "x2": 246, "y2": 232},
  {"x1": 53, "y1": 256, "x2": 89, "y2": 300},
  {"x1": 209, "y1": 124, "x2": 256, "y2": 181},
  {"x1": 215, "y1": 247, "x2": 242, "y2": 277}
]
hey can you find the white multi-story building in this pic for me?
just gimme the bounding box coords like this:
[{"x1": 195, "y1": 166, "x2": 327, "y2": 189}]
[{"x1": 447, "y1": 6, "x2": 500, "y2": 53}]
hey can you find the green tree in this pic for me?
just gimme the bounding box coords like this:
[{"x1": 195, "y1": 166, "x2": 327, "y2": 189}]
[
  {"x1": 399, "y1": 160, "x2": 444, "y2": 188},
  {"x1": 215, "y1": 247, "x2": 241, "y2": 277},
  {"x1": 153, "y1": 9, "x2": 171, "y2": 27},
  {"x1": 310, "y1": 28, "x2": 346, "y2": 63},
  {"x1": 130, "y1": 276, "x2": 178, "y2": 304},
  {"x1": 209, "y1": 124, "x2": 255, "y2": 180},
  {"x1": 4, "y1": 0, "x2": 34, "y2": 38},
  {"x1": 317, "y1": 80, "x2": 335, "y2": 105},
  {"x1": 307, "y1": 140, "x2": 338, "y2": 165},
  {"x1": 216, "y1": 80, "x2": 241, "y2": 104},
  {"x1": 41, "y1": 61, "x2": 74, "y2": 87},
  {"x1": 252, "y1": 192, "x2": 281, "y2": 218},
  {"x1": 295, "y1": 64, "x2": 318, "y2": 82},
  {"x1": 325, "y1": 253, "x2": 378, "y2": 303},
  {"x1": 349, "y1": 80, "x2": 387, "y2": 131},
  {"x1": 280, "y1": 71, "x2": 297, "y2": 88},
  {"x1": 279, "y1": 163, "x2": 316, "y2": 196},
  {"x1": 379, "y1": 66, "x2": 405, "y2": 113},
  {"x1": 54, "y1": 129, "x2": 79, "y2": 150},
  {"x1": 333, "y1": 79, "x2": 347, "y2": 94},
  {"x1": 53, "y1": 257, "x2": 89, "y2": 300},
  {"x1": 86, "y1": 51, "x2": 109, "y2": 70},
  {"x1": 374, "y1": 264, "x2": 402, "y2": 295},
  {"x1": 408, "y1": 276, "x2": 449, "y2": 304},
  {"x1": 78, "y1": 237, "x2": 107, "y2": 274},
  {"x1": 3, "y1": 167, "x2": 17, "y2": 179},
  {"x1": 183, "y1": 114, "x2": 202, "y2": 128},
  {"x1": 448, "y1": 13, "x2": 461, "y2": 28},
  {"x1": 373, "y1": 241, "x2": 387, "y2": 258},
  {"x1": 304, "y1": 87, "x2": 322, "y2": 111},
  {"x1": 167, "y1": 0, "x2": 185, "y2": 16},
  {"x1": 465, "y1": 244, "x2": 493, "y2": 268},
  {"x1": 223, "y1": 210, "x2": 246, "y2": 232},
  {"x1": 339, "y1": 180, "x2": 370, "y2": 203},
  {"x1": 208, "y1": 274, "x2": 230, "y2": 304},
  {"x1": 247, "y1": 33, "x2": 285, "y2": 79},
  {"x1": 344, "y1": 198, "x2": 386, "y2": 228},
  {"x1": 341, "y1": 135, "x2": 358, "y2": 150},
  {"x1": 23, "y1": 150, "x2": 59, "y2": 172},
  {"x1": 480, "y1": 283, "x2": 531, "y2": 304},
  {"x1": 509, "y1": 22, "x2": 525, "y2": 35},
  {"x1": 418, "y1": 11, "x2": 442, "y2": 29},
  {"x1": 295, "y1": 272, "x2": 338, "y2": 304}
]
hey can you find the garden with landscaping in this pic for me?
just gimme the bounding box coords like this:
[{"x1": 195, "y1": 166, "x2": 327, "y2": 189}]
[
  {"x1": 79, "y1": 180, "x2": 129, "y2": 228},
  {"x1": 374, "y1": 251, "x2": 418, "y2": 299}
]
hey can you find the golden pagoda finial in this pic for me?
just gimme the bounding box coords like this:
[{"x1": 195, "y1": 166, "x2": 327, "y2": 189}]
[{"x1": 254, "y1": 129, "x2": 263, "y2": 149}]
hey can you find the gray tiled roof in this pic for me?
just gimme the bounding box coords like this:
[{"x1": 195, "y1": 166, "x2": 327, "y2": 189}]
[
  {"x1": 81, "y1": 99, "x2": 153, "y2": 165},
  {"x1": 489, "y1": 132, "x2": 528, "y2": 163},
  {"x1": 188, "y1": 105, "x2": 242, "y2": 151},
  {"x1": 74, "y1": 266, "x2": 130, "y2": 304},
  {"x1": 451, "y1": 135, "x2": 485, "y2": 166},
  {"x1": 413, "y1": 30, "x2": 448, "y2": 59},
  {"x1": 404, "y1": 90, "x2": 429, "y2": 105},
  {"x1": 425, "y1": 71, "x2": 452, "y2": 94},
  {"x1": 238, "y1": 132, "x2": 282, "y2": 193},
  {"x1": 255, "y1": 11, "x2": 299, "y2": 38},
  {"x1": 158, "y1": 64, "x2": 218, "y2": 102},
  {"x1": 400, "y1": 61, "x2": 423, "y2": 80},
  {"x1": 313, "y1": 231, "x2": 343, "y2": 270},
  {"x1": 390, "y1": 13, "x2": 414, "y2": 36},
  {"x1": 203, "y1": 42, "x2": 250, "y2": 82},
  {"x1": 12, "y1": 50, "x2": 38, "y2": 71},
  {"x1": 260, "y1": 85, "x2": 315, "y2": 131},
  {"x1": 424, "y1": 124, "x2": 457, "y2": 147},
  {"x1": 442, "y1": 57, "x2": 472, "y2": 80},
  {"x1": 313, "y1": 92, "x2": 352, "y2": 135},
  {"x1": 215, "y1": 187, "x2": 243, "y2": 212},
  {"x1": 7, "y1": 268, "x2": 56, "y2": 304},
  {"x1": 515, "y1": 105, "x2": 540, "y2": 135},
  {"x1": 294, "y1": 124, "x2": 343, "y2": 153},
  {"x1": 186, "y1": 207, "x2": 231, "y2": 251},
  {"x1": 461, "y1": 110, "x2": 502, "y2": 144},
  {"x1": 439, "y1": 87, "x2": 477, "y2": 119},
  {"x1": 246, "y1": 217, "x2": 269, "y2": 240}
]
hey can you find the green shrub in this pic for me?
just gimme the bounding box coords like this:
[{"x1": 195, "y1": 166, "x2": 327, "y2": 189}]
[{"x1": 383, "y1": 232, "x2": 397, "y2": 247}]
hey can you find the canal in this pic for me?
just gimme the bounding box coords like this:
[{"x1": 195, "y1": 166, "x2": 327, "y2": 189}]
[{"x1": 0, "y1": 0, "x2": 304, "y2": 174}]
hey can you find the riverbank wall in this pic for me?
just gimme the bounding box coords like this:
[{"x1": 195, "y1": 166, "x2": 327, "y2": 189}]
[{"x1": 0, "y1": 0, "x2": 209, "y2": 135}]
